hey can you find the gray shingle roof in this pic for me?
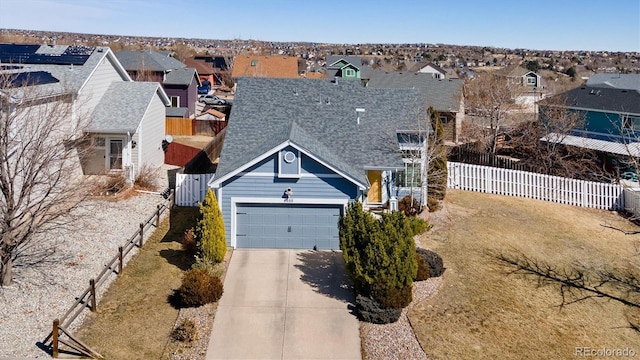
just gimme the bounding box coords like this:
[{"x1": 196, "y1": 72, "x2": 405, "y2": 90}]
[
  {"x1": 366, "y1": 71, "x2": 463, "y2": 113},
  {"x1": 214, "y1": 78, "x2": 427, "y2": 185},
  {"x1": 0, "y1": 45, "x2": 126, "y2": 97},
  {"x1": 164, "y1": 67, "x2": 198, "y2": 86},
  {"x1": 548, "y1": 85, "x2": 640, "y2": 115},
  {"x1": 115, "y1": 50, "x2": 186, "y2": 72},
  {"x1": 586, "y1": 73, "x2": 640, "y2": 92},
  {"x1": 88, "y1": 82, "x2": 165, "y2": 133},
  {"x1": 166, "y1": 107, "x2": 189, "y2": 117}
]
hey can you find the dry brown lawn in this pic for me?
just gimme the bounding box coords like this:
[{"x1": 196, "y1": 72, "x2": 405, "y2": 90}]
[
  {"x1": 76, "y1": 208, "x2": 199, "y2": 360},
  {"x1": 410, "y1": 190, "x2": 640, "y2": 359}
]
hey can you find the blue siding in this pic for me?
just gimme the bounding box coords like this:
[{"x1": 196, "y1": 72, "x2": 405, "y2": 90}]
[
  {"x1": 301, "y1": 153, "x2": 336, "y2": 174},
  {"x1": 244, "y1": 154, "x2": 277, "y2": 173},
  {"x1": 279, "y1": 146, "x2": 299, "y2": 176},
  {"x1": 217, "y1": 151, "x2": 359, "y2": 246}
]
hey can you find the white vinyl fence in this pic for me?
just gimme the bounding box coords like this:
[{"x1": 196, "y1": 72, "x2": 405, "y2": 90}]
[
  {"x1": 447, "y1": 162, "x2": 624, "y2": 210},
  {"x1": 175, "y1": 173, "x2": 214, "y2": 206}
]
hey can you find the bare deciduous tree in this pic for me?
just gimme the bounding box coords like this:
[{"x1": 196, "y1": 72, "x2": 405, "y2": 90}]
[
  {"x1": 0, "y1": 75, "x2": 91, "y2": 285},
  {"x1": 508, "y1": 96, "x2": 608, "y2": 181},
  {"x1": 463, "y1": 72, "x2": 525, "y2": 153}
]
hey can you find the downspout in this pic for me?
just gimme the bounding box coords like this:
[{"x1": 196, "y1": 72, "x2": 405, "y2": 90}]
[{"x1": 126, "y1": 131, "x2": 134, "y2": 185}]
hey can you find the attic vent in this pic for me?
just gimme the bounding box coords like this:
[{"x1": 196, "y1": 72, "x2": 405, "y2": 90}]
[
  {"x1": 325, "y1": 97, "x2": 330, "y2": 105},
  {"x1": 293, "y1": 88, "x2": 298, "y2": 95}
]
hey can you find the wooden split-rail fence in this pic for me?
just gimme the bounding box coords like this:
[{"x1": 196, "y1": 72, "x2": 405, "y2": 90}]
[{"x1": 41, "y1": 190, "x2": 174, "y2": 359}]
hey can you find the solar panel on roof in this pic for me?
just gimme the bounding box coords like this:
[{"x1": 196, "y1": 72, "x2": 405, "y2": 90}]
[
  {"x1": 0, "y1": 44, "x2": 94, "y2": 65},
  {"x1": 7, "y1": 71, "x2": 59, "y2": 87}
]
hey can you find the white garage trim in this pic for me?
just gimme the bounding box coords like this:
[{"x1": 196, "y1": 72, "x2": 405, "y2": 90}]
[{"x1": 230, "y1": 197, "x2": 348, "y2": 248}]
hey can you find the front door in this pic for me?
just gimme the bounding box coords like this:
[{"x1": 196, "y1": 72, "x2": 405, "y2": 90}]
[
  {"x1": 108, "y1": 138, "x2": 123, "y2": 170},
  {"x1": 367, "y1": 170, "x2": 382, "y2": 203}
]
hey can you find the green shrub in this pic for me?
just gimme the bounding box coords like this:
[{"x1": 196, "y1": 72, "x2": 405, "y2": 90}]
[
  {"x1": 398, "y1": 195, "x2": 420, "y2": 216},
  {"x1": 373, "y1": 283, "x2": 413, "y2": 309},
  {"x1": 415, "y1": 252, "x2": 431, "y2": 281},
  {"x1": 407, "y1": 217, "x2": 431, "y2": 236},
  {"x1": 191, "y1": 256, "x2": 223, "y2": 278},
  {"x1": 355, "y1": 295, "x2": 402, "y2": 324},
  {"x1": 195, "y1": 189, "x2": 226, "y2": 263},
  {"x1": 172, "y1": 318, "x2": 197, "y2": 343},
  {"x1": 417, "y1": 248, "x2": 445, "y2": 277},
  {"x1": 339, "y1": 202, "x2": 417, "y2": 309},
  {"x1": 176, "y1": 268, "x2": 223, "y2": 307},
  {"x1": 427, "y1": 195, "x2": 442, "y2": 213}
]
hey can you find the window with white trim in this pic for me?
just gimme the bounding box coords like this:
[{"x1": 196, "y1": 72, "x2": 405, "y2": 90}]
[
  {"x1": 344, "y1": 68, "x2": 356, "y2": 77},
  {"x1": 170, "y1": 96, "x2": 180, "y2": 108},
  {"x1": 396, "y1": 161, "x2": 421, "y2": 188},
  {"x1": 623, "y1": 115, "x2": 640, "y2": 130}
]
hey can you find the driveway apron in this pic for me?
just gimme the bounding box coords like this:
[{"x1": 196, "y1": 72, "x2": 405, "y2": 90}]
[{"x1": 206, "y1": 249, "x2": 361, "y2": 360}]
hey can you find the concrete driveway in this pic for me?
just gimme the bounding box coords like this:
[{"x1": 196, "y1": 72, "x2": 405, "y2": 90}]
[{"x1": 206, "y1": 249, "x2": 361, "y2": 360}]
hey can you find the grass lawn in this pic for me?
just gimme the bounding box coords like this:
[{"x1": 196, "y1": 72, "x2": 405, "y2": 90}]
[
  {"x1": 410, "y1": 190, "x2": 640, "y2": 359},
  {"x1": 76, "y1": 207, "x2": 199, "y2": 360}
]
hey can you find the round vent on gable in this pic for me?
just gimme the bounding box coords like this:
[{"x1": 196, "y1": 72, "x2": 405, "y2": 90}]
[{"x1": 283, "y1": 151, "x2": 296, "y2": 163}]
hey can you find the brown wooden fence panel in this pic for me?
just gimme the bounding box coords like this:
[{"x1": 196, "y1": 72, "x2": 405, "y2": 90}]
[
  {"x1": 164, "y1": 142, "x2": 201, "y2": 167},
  {"x1": 165, "y1": 117, "x2": 193, "y2": 136},
  {"x1": 193, "y1": 120, "x2": 227, "y2": 137}
]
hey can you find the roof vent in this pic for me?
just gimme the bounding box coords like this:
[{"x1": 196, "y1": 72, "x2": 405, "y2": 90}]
[{"x1": 356, "y1": 108, "x2": 365, "y2": 125}]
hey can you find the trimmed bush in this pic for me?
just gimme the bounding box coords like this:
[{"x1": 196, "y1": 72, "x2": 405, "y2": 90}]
[
  {"x1": 355, "y1": 295, "x2": 402, "y2": 324},
  {"x1": 407, "y1": 217, "x2": 431, "y2": 236},
  {"x1": 417, "y1": 248, "x2": 445, "y2": 277},
  {"x1": 172, "y1": 318, "x2": 197, "y2": 343},
  {"x1": 398, "y1": 195, "x2": 420, "y2": 216},
  {"x1": 415, "y1": 252, "x2": 431, "y2": 281},
  {"x1": 176, "y1": 268, "x2": 223, "y2": 307},
  {"x1": 196, "y1": 189, "x2": 226, "y2": 263},
  {"x1": 372, "y1": 283, "x2": 413, "y2": 309},
  {"x1": 339, "y1": 202, "x2": 417, "y2": 309},
  {"x1": 191, "y1": 256, "x2": 223, "y2": 278}
]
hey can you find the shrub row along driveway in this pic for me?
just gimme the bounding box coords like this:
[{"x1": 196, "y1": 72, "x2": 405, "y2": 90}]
[{"x1": 206, "y1": 249, "x2": 361, "y2": 360}]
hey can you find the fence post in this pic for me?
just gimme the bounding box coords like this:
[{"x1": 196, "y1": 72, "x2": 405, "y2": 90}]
[
  {"x1": 118, "y1": 246, "x2": 123, "y2": 274},
  {"x1": 156, "y1": 205, "x2": 161, "y2": 227},
  {"x1": 139, "y1": 223, "x2": 144, "y2": 247},
  {"x1": 89, "y1": 279, "x2": 96, "y2": 312},
  {"x1": 52, "y1": 318, "x2": 59, "y2": 358}
]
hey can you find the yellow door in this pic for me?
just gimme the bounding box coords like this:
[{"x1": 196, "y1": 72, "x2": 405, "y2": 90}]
[{"x1": 367, "y1": 170, "x2": 382, "y2": 203}]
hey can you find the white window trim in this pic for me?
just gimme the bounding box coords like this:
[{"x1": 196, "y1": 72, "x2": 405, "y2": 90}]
[{"x1": 170, "y1": 96, "x2": 180, "y2": 108}]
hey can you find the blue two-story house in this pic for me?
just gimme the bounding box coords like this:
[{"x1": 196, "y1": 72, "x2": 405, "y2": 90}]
[
  {"x1": 208, "y1": 78, "x2": 428, "y2": 250},
  {"x1": 539, "y1": 85, "x2": 640, "y2": 168}
]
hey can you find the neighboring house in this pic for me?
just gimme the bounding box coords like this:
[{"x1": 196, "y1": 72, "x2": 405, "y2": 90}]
[
  {"x1": 539, "y1": 85, "x2": 640, "y2": 169},
  {"x1": 366, "y1": 71, "x2": 465, "y2": 143},
  {"x1": 208, "y1": 78, "x2": 427, "y2": 250},
  {"x1": 231, "y1": 55, "x2": 299, "y2": 78},
  {"x1": 325, "y1": 56, "x2": 372, "y2": 82},
  {"x1": 586, "y1": 73, "x2": 640, "y2": 92},
  {"x1": 0, "y1": 43, "x2": 170, "y2": 182},
  {"x1": 116, "y1": 50, "x2": 186, "y2": 82},
  {"x1": 184, "y1": 55, "x2": 228, "y2": 86},
  {"x1": 416, "y1": 62, "x2": 447, "y2": 79},
  {"x1": 163, "y1": 67, "x2": 200, "y2": 117},
  {"x1": 82, "y1": 82, "x2": 171, "y2": 180},
  {"x1": 495, "y1": 64, "x2": 542, "y2": 88},
  {"x1": 495, "y1": 64, "x2": 544, "y2": 112},
  {"x1": 116, "y1": 50, "x2": 199, "y2": 117}
]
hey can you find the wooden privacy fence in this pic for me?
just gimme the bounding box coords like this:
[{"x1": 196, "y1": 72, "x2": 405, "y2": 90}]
[
  {"x1": 42, "y1": 191, "x2": 174, "y2": 359},
  {"x1": 166, "y1": 117, "x2": 227, "y2": 137},
  {"x1": 448, "y1": 144, "x2": 535, "y2": 172},
  {"x1": 175, "y1": 173, "x2": 214, "y2": 206},
  {"x1": 447, "y1": 162, "x2": 624, "y2": 210}
]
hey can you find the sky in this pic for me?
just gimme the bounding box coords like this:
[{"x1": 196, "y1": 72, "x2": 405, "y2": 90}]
[{"x1": 0, "y1": 0, "x2": 638, "y2": 52}]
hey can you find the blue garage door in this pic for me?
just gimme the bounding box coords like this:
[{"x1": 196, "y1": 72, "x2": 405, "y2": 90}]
[{"x1": 236, "y1": 203, "x2": 341, "y2": 249}]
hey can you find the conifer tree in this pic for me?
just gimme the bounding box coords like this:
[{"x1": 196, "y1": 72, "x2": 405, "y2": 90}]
[{"x1": 196, "y1": 189, "x2": 226, "y2": 263}]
